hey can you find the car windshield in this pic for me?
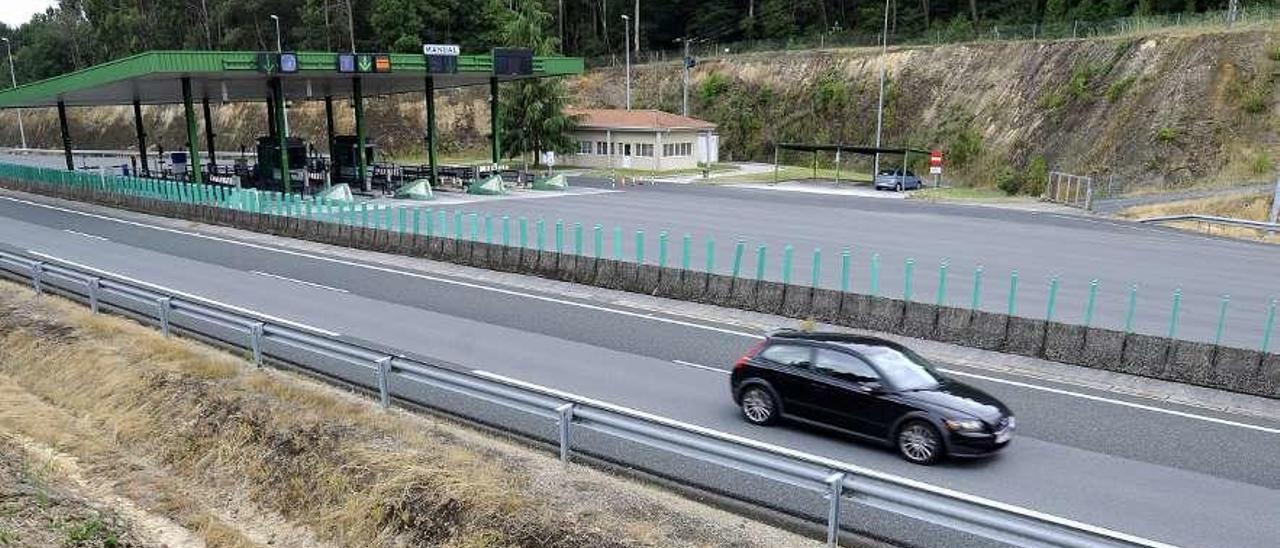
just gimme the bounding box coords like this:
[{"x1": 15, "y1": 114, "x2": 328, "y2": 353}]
[{"x1": 851, "y1": 344, "x2": 945, "y2": 391}]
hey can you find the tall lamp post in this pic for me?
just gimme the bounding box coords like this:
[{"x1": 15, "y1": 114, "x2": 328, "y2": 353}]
[
  {"x1": 269, "y1": 15, "x2": 291, "y2": 136},
  {"x1": 872, "y1": 0, "x2": 890, "y2": 178},
  {"x1": 1, "y1": 38, "x2": 27, "y2": 150},
  {"x1": 622, "y1": 15, "x2": 631, "y2": 110}
]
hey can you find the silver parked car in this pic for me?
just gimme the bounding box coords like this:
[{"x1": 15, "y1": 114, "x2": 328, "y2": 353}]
[{"x1": 874, "y1": 169, "x2": 924, "y2": 191}]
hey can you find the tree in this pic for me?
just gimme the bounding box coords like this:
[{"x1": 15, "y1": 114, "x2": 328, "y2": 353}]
[{"x1": 496, "y1": 0, "x2": 579, "y2": 165}]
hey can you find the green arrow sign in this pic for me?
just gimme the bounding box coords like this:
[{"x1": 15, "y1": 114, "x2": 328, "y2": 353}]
[{"x1": 357, "y1": 54, "x2": 373, "y2": 72}]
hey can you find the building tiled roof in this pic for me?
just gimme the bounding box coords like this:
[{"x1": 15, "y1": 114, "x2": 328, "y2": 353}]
[{"x1": 566, "y1": 108, "x2": 717, "y2": 130}]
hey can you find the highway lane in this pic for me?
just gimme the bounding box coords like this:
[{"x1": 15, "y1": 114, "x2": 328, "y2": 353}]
[{"x1": 2, "y1": 196, "x2": 1279, "y2": 547}]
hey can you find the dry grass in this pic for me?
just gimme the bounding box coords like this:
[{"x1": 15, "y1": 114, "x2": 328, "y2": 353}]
[
  {"x1": 1119, "y1": 192, "x2": 1280, "y2": 243},
  {"x1": 0, "y1": 282, "x2": 819, "y2": 548}
]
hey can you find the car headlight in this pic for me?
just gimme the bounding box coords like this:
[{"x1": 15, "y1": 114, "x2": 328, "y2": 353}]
[{"x1": 944, "y1": 419, "x2": 985, "y2": 433}]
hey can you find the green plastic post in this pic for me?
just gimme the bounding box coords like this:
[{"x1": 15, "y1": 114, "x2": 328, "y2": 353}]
[
  {"x1": 422, "y1": 208, "x2": 433, "y2": 236},
  {"x1": 361, "y1": 203, "x2": 370, "y2": 227},
  {"x1": 870, "y1": 253, "x2": 881, "y2": 296},
  {"x1": 811, "y1": 248, "x2": 822, "y2": 288},
  {"x1": 555, "y1": 219, "x2": 564, "y2": 253},
  {"x1": 971, "y1": 265, "x2": 985, "y2": 310},
  {"x1": 681, "y1": 234, "x2": 692, "y2": 270},
  {"x1": 1168, "y1": 288, "x2": 1182, "y2": 339},
  {"x1": 1046, "y1": 276, "x2": 1060, "y2": 322},
  {"x1": 519, "y1": 218, "x2": 529, "y2": 248},
  {"x1": 502, "y1": 216, "x2": 510, "y2": 246},
  {"x1": 613, "y1": 226, "x2": 623, "y2": 260},
  {"x1": 658, "y1": 231, "x2": 669, "y2": 268},
  {"x1": 1262, "y1": 299, "x2": 1277, "y2": 354},
  {"x1": 574, "y1": 223, "x2": 584, "y2": 255},
  {"x1": 732, "y1": 240, "x2": 746, "y2": 278},
  {"x1": 485, "y1": 215, "x2": 494, "y2": 244},
  {"x1": 454, "y1": 211, "x2": 464, "y2": 240},
  {"x1": 904, "y1": 258, "x2": 916, "y2": 301},
  {"x1": 469, "y1": 213, "x2": 480, "y2": 241},
  {"x1": 840, "y1": 249, "x2": 851, "y2": 293},
  {"x1": 782, "y1": 245, "x2": 794, "y2": 284},
  {"x1": 1214, "y1": 295, "x2": 1230, "y2": 346},
  {"x1": 594, "y1": 225, "x2": 603, "y2": 258},
  {"x1": 1084, "y1": 280, "x2": 1099, "y2": 327},
  {"x1": 436, "y1": 210, "x2": 446, "y2": 236},
  {"x1": 413, "y1": 209, "x2": 422, "y2": 235},
  {"x1": 399, "y1": 209, "x2": 408, "y2": 234},
  {"x1": 635, "y1": 230, "x2": 646, "y2": 264},
  {"x1": 536, "y1": 219, "x2": 546, "y2": 251},
  {"x1": 1125, "y1": 284, "x2": 1139, "y2": 333},
  {"x1": 1007, "y1": 271, "x2": 1019, "y2": 316},
  {"x1": 936, "y1": 261, "x2": 949, "y2": 306},
  {"x1": 706, "y1": 237, "x2": 716, "y2": 273},
  {"x1": 755, "y1": 245, "x2": 767, "y2": 280}
]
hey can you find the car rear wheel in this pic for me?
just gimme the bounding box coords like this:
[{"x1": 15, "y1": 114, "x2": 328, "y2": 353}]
[
  {"x1": 897, "y1": 420, "x2": 943, "y2": 465},
  {"x1": 739, "y1": 386, "x2": 778, "y2": 425},
  {"x1": 895, "y1": 182, "x2": 903, "y2": 192}
]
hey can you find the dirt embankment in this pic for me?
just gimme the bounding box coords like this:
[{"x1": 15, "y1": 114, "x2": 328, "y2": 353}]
[{"x1": 0, "y1": 281, "x2": 820, "y2": 548}]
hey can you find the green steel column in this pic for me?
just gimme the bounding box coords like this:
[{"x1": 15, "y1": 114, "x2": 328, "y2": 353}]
[
  {"x1": 489, "y1": 76, "x2": 500, "y2": 164},
  {"x1": 181, "y1": 78, "x2": 203, "y2": 185},
  {"x1": 202, "y1": 96, "x2": 217, "y2": 170},
  {"x1": 57, "y1": 100, "x2": 73, "y2": 170},
  {"x1": 132, "y1": 98, "x2": 149, "y2": 177},
  {"x1": 266, "y1": 96, "x2": 277, "y2": 137},
  {"x1": 273, "y1": 78, "x2": 290, "y2": 193},
  {"x1": 323, "y1": 96, "x2": 336, "y2": 155},
  {"x1": 425, "y1": 75, "x2": 440, "y2": 187},
  {"x1": 353, "y1": 76, "x2": 368, "y2": 192}
]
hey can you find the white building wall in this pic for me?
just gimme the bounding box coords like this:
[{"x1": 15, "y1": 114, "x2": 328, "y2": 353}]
[{"x1": 563, "y1": 128, "x2": 715, "y2": 172}]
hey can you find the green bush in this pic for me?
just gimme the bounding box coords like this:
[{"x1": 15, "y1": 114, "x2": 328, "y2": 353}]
[
  {"x1": 996, "y1": 169, "x2": 1022, "y2": 196},
  {"x1": 949, "y1": 128, "x2": 983, "y2": 168},
  {"x1": 1106, "y1": 76, "x2": 1137, "y2": 103},
  {"x1": 1269, "y1": 46, "x2": 1280, "y2": 62},
  {"x1": 700, "y1": 73, "x2": 732, "y2": 101},
  {"x1": 1251, "y1": 151, "x2": 1275, "y2": 175},
  {"x1": 1155, "y1": 127, "x2": 1179, "y2": 143},
  {"x1": 1241, "y1": 87, "x2": 1269, "y2": 114},
  {"x1": 1024, "y1": 156, "x2": 1049, "y2": 196}
]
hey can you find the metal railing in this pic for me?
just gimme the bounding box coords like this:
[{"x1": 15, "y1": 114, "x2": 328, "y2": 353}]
[
  {"x1": 1044, "y1": 171, "x2": 1094, "y2": 210},
  {"x1": 1138, "y1": 214, "x2": 1280, "y2": 232},
  {"x1": 0, "y1": 247, "x2": 1171, "y2": 548}
]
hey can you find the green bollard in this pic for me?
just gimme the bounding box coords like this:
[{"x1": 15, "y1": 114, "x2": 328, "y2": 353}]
[
  {"x1": 594, "y1": 225, "x2": 604, "y2": 258},
  {"x1": 706, "y1": 237, "x2": 716, "y2": 273},
  {"x1": 519, "y1": 218, "x2": 529, "y2": 248},
  {"x1": 536, "y1": 219, "x2": 546, "y2": 251},
  {"x1": 399, "y1": 208, "x2": 408, "y2": 234},
  {"x1": 811, "y1": 248, "x2": 822, "y2": 288},
  {"x1": 781, "y1": 245, "x2": 794, "y2": 284},
  {"x1": 1046, "y1": 276, "x2": 1060, "y2": 321},
  {"x1": 936, "y1": 261, "x2": 949, "y2": 306},
  {"x1": 1125, "y1": 284, "x2": 1139, "y2": 333},
  {"x1": 613, "y1": 226, "x2": 624, "y2": 260},
  {"x1": 1168, "y1": 288, "x2": 1182, "y2": 339},
  {"x1": 485, "y1": 215, "x2": 494, "y2": 244},
  {"x1": 1007, "y1": 271, "x2": 1019, "y2": 316},
  {"x1": 732, "y1": 240, "x2": 746, "y2": 278},
  {"x1": 454, "y1": 211, "x2": 464, "y2": 239},
  {"x1": 555, "y1": 220, "x2": 564, "y2": 253},
  {"x1": 904, "y1": 258, "x2": 916, "y2": 301},
  {"x1": 870, "y1": 253, "x2": 881, "y2": 296},
  {"x1": 361, "y1": 203, "x2": 370, "y2": 227},
  {"x1": 681, "y1": 234, "x2": 692, "y2": 270},
  {"x1": 413, "y1": 209, "x2": 422, "y2": 235},
  {"x1": 1084, "y1": 280, "x2": 1099, "y2": 327},
  {"x1": 502, "y1": 216, "x2": 511, "y2": 246},
  {"x1": 422, "y1": 208, "x2": 433, "y2": 236},
  {"x1": 635, "y1": 230, "x2": 646, "y2": 264},
  {"x1": 1262, "y1": 299, "x2": 1277, "y2": 353},
  {"x1": 574, "y1": 223, "x2": 584, "y2": 255},
  {"x1": 972, "y1": 265, "x2": 985, "y2": 310},
  {"x1": 658, "y1": 231, "x2": 669, "y2": 268},
  {"x1": 306, "y1": 201, "x2": 313, "y2": 219},
  {"x1": 755, "y1": 245, "x2": 767, "y2": 280},
  {"x1": 436, "y1": 210, "x2": 446, "y2": 236},
  {"x1": 1214, "y1": 295, "x2": 1230, "y2": 346},
  {"x1": 469, "y1": 213, "x2": 480, "y2": 241},
  {"x1": 840, "y1": 249, "x2": 851, "y2": 293}
]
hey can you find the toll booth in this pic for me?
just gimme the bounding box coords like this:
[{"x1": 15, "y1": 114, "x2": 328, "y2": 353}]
[
  {"x1": 330, "y1": 135, "x2": 377, "y2": 186},
  {"x1": 255, "y1": 136, "x2": 307, "y2": 189}
]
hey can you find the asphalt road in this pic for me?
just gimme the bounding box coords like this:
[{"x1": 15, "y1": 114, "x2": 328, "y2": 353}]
[{"x1": 1, "y1": 194, "x2": 1278, "y2": 548}]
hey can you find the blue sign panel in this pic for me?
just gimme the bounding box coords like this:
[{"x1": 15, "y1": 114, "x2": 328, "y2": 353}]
[
  {"x1": 279, "y1": 52, "x2": 299, "y2": 73},
  {"x1": 337, "y1": 53, "x2": 357, "y2": 73}
]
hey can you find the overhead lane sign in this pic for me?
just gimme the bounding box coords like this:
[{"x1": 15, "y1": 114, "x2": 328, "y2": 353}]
[
  {"x1": 424, "y1": 43, "x2": 460, "y2": 74},
  {"x1": 423, "y1": 44, "x2": 461, "y2": 56}
]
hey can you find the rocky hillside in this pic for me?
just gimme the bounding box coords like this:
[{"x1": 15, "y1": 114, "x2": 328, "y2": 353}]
[{"x1": 2, "y1": 23, "x2": 1276, "y2": 190}]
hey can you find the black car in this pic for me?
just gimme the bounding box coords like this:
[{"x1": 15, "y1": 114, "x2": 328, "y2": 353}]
[{"x1": 730, "y1": 330, "x2": 1014, "y2": 465}]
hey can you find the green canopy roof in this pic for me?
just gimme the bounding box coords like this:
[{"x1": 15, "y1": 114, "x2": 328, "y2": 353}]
[{"x1": 0, "y1": 50, "x2": 584, "y2": 108}]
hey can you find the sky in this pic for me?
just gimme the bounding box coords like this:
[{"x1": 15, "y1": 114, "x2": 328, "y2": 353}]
[{"x1": 1, "y1": 0, "x2": 57, "y2": 28}]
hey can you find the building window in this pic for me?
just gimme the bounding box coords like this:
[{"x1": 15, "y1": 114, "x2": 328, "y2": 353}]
[
  {"x1": 596, "y1": 141, "x2": 608, "y2": 155},
  {"x1": 635, "y1": 144, "x2": 653, "y2": 157},
  {"x1": 579, "y1": 141, "x2": 593, "y2": 154},
  {"x1": 681, "y1": 142, "x2": 693, "y2": 156},
  {"x1": 663, "y1": 142, "x2": 693, "y2": 157}
]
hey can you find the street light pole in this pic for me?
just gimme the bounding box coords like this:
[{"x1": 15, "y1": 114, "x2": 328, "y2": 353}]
[
  {"x1": 680, "y1": 37, "x2": 690, "y2": 116},
  {"x1": 622, "y1": 15, "x2": 631, "y2": 110},
  {"x1": 872, "y1": 0, "x2": 889, "y2": 178},
  {"x1": 2, "y1": 38, "x2": 27, "y2": 150},
  {"x1": 270, "y1": 15, "x2": 290, "y2": 137}
]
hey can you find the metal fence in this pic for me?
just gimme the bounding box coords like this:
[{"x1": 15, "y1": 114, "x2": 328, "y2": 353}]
[
  {"x1": 0, "y1": 247, "x2": 1170, "y2": 548},
  {"x1": 1044, "y1": 171, "x2": 1094, "y2": 210}
]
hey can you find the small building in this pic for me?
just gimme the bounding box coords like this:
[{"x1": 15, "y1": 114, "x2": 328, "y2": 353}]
[{"x1": 564, "y1": 108, "x2": 718, "y2": 171}]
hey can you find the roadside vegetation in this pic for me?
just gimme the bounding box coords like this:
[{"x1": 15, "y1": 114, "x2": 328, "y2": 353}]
[
  {"x1": 1119, "y1": 192, "x2": 1279, "y2": 243},
  {"x1": 0, "y1": 282, "x2": 816, "y2": 548}
]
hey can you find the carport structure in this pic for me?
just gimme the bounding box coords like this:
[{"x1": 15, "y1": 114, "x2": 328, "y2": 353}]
[
  {"x1": 0, "y1": 50, "x2": 584, "y2": 192},
  {"x1": 773, "y1": 142, "x2": 931, "y2": 185}
]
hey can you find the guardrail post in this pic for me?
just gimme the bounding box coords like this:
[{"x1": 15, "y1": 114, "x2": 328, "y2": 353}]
[
  {"x1": 840, "y1": 249, "x2": 851, "y2": 293},
  {"x1": 250, "y1": 322, "x2": 264, "y2": 366},
  {"x1": 1168, "y1": 288, "x2": 1182, "y2": 339},
  {"x1": 556, "y1": 403, "x2": 575, "y2": 462},
  {"x1": 971, "y1": 265, "x2": 984, "y2": 310},
  {"x1": 781, "y1": 245, "x2": 794, "y2": 284},
  {"x1": 681, "y1": 233, "x2": 691, "y2": 270},
  {"x1": 375, "y1": 356, "x2": 392, "y2": 408},
  {"x1": 555, "y1": 219, "x2": 565, "y2": 253},
  {"x1": 812, "y1": 248, "x2": 822, "y2": 288},
  {"x1": 1263, "y1": 298, "x2": 1277, "y2": 354},
  {"x1": 732, "y1": 239, "x2": 745, "y2": 278},
  {"x1": 1007, "y1": 271, "x2": 1019, "y2": 316},
  {"x1": 825, "y1": 472, "x2": 846, "y2": 547},
  {"x1": 635, "y1": 230, "x2": 646, "y2": 264},
  {"x1": 593, "y1": 225, "x2": 603, "y2": 258},
  {"x1": 705, "y1": 237, "x2": 716, "y2": 273},
  {"x1": 574, "y1": 223, "x2": 584, "y2": 255},
  {"x1": 88, "y1": 277, "x2": 100, "y2": 313},
  {"x1": 30, "y1": 262, "x2": 43, "y2": 295},
  {"x1": 613, "y1": 226, "x2": 624, "y2": 260},
  {"x1": 157, "y1": 297, "x2": 172, "y2": 337},
  {"x1": 755, "y1": 245, "x2": 767, "y2": 280},
  {"x1": 659, "y1": 231, "x2": 669, "y2": 268},
  {"x1": 936, "y1": 261, "x2": 949, "y2": 305},
  {"x1": 1084, "y1": 279, "x2": 1099, "y2": 326},
  {"x1": 1214, "y1": 294, "x2": 1230, "y2": 346},
  {"x1": 1046, "y1": 276, "x2": 1060, "y2": 321},
  {"x1": 903, "y1": 258, "x2": 915, "y2": 301},
  {"x1": 869, "y1": 253, "x2": 881, "y2": 296}
]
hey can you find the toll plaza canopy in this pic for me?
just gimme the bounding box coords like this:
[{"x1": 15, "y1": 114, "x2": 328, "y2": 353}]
[{"x1": 0, "y1": 50, "x2": 584, "y2": 107}]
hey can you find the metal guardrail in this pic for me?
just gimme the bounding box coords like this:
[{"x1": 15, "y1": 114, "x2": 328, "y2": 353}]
[
  {"x1": 0, "y1": 248, "x2": 1172, "y2": 548},
  {"x1": 1137, "y1": 214, "x2": 1280, "y2": 232}
]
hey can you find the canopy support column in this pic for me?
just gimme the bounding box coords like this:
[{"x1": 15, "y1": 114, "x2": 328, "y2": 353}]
[
  {"x1": 202, "y1": 96, "x2": 217, "y2": 171},
  {"x1": 272, "y1": 77, "x2": 290, "y2": 193},
  {"x1": 132, "y1": 98, "x2": 149, "y2": 177},
  {"x1": 489, "y1": 76, "x2": 500, "y2": 164},
  {"x1": 323, "y1": 95, "x2": 335, "y2": 154},
  {"x1": 353, "y1": 76, "x2": 368, "y2": 192},
  {"x1": 425, "y1": 75, "x2": 439, "y2": 187},
  {"x1": 181, "y1": 77, "x2": 203, "y2": 185},
  {"x1": 901, "y1": 150, "x2": 909, "y2": 184},
  {"x1": 57, "y1": 100, "x2": 73, "y2": 170},
  {"x1": 266, "y1": 96, "x2": 277, "y2": 138}
]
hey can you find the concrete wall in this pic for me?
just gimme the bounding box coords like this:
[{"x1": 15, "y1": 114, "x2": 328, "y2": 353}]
[{"x1": 5, "y1": 176, "x2": 1277, "y2": 401}]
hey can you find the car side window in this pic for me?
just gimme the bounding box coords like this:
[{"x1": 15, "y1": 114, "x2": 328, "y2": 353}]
[
  {"x1": 758, "y1": 344, "x2": 812, "y2": 369},
  {"x1": 814, "y1": 349, "x2": 879, "y2": 383}
]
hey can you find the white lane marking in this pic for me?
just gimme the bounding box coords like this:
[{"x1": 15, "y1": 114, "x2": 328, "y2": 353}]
[
  {"x1": 672, "y1": 359, "x2": 730, "y2": 374},
  {"x1": 471, "y1": 369, "x2": 1177, "y2": 548},
  {"x1": 0, "y1": 195, "x2": 760, "y2": 339},
  {"x1": 62, "y1": 229, "x2": 108, "y2": 241},
  {"x1": 26, "y1": 250, "x2": 342, "y2": 338},
  {"x1": 251, "y1": 270, "x2": 349, "y2": 293},
  {"x1": 6, "y1": 195, "x2": 1277, "y2": 436},
  {"x1": 942, "y1": 368, "x2": 1280, "y2": 436}
]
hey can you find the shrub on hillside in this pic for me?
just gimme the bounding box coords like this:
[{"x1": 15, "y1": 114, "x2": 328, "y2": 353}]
[{"x1": 700, "y1": 73, "x2": 732, "y2": 101}]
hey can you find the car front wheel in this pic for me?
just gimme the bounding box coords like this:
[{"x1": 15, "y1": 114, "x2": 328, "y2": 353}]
[
  {"x1": 895, "y1": 182, "x2": 903, "y2": 192},
  {"x1": 897, "y1": 420, "x2": 943, "y2": 465},
  {"x1": 739, "y1": 386, "x2": 779, "y2": 425}
]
